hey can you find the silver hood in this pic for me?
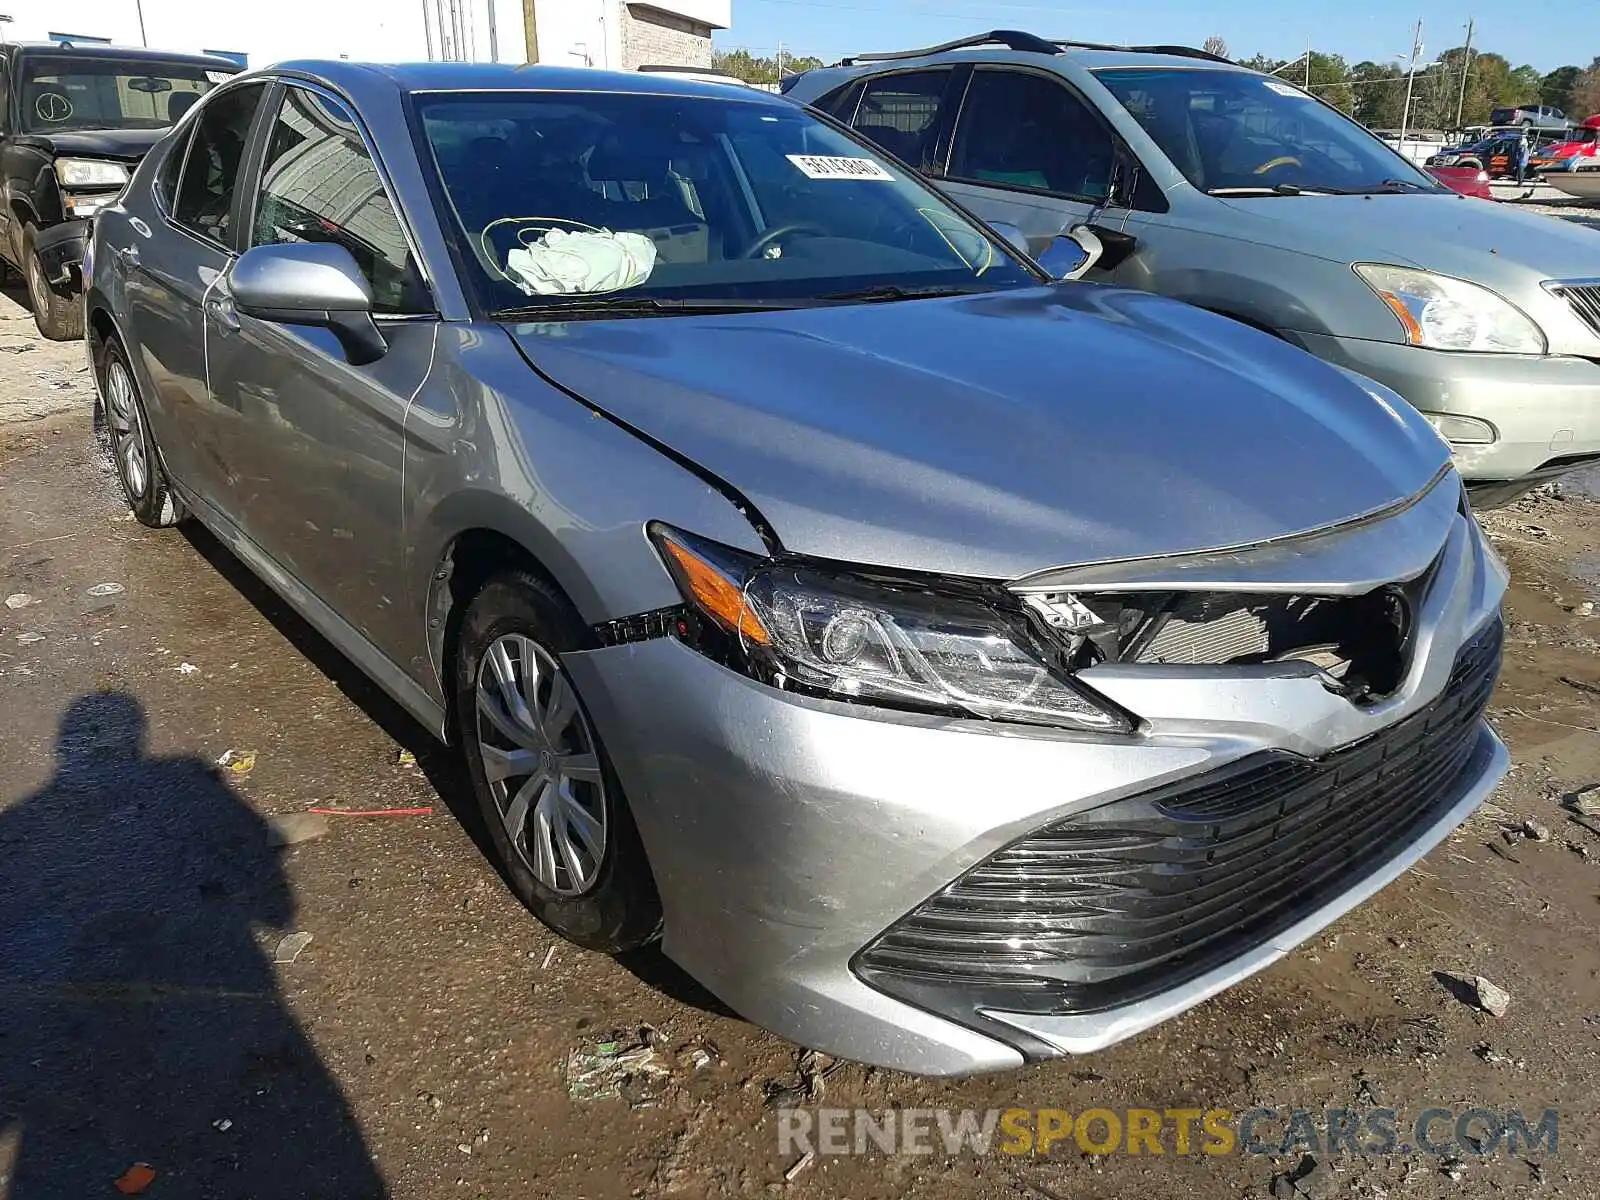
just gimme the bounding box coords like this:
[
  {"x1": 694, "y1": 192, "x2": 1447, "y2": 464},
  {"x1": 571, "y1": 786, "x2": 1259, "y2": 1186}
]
[{"x1": 510, "y1": 285, "x2": 1451, "y2": 581}]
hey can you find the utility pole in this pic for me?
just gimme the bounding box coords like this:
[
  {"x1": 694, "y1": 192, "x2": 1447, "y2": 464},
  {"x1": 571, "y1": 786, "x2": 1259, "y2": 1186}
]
[
  {"x1": 776, "y1": 40, "x2": 785, "y2": 83},
  {"x1": 1455, "y1": 16, "x2": 1475, "y2": 130},
  {"x1": 523, "y1": 0, "x2": 539, "y2": 62},
  {"x1": 488, "y1": 0, "x2": 499, "y2": 62},
  {"x1": 1399, "y1": 19, "x2": 1423, "y2": 154},
  {"x1": 134, "y1": 0, "x2": 147, "y2": 46},
  {"x1": 1306, "y1": 36, "x2": 1311, "y2": 90},
  {"x1": 422, "y1": 0, "x2": 434, "y2": 59}
]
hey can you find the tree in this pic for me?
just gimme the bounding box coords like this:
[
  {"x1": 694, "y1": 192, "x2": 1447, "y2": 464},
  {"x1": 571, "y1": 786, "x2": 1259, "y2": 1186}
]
[
  {"x1": 1575, "y1": 57, "x2": 1600, "y2": 118},
  {"x1": 711, "y1": 48, "x2": 822, "y2": 85},
  {"x1": 1349, "y1": 60, "x2": 1406, "y2": 128},
  {"x1": 1202, "y1": 36, "x2": 1229, "y2": 60},
  {"x1": 1305, "y1": 52, "x2": 1354, "y2": 114},
  {"x1": 1542, "y1": 66, "x2": 1583, "y2": 114}
]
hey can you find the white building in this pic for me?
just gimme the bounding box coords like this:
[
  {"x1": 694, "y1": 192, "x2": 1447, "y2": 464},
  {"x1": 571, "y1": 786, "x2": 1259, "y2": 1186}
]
[{"x1": 0, "y1": 0, "x2": 731, "y2": 70}]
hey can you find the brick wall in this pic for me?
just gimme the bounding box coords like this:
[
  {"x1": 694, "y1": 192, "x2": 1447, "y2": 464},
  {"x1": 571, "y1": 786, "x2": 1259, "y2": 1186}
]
[{"x1": 620, "y1": 3, "x2": 713, "y2": 69}]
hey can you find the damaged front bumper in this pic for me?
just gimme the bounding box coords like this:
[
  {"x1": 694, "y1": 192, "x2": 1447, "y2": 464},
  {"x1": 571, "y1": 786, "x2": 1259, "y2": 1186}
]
[
  {"x1": 34, "y1": 219, "x2": 90, "y2": 291},
  {"x1": 563, "y1": 482, "x2": 1507, "y2": 1076}
]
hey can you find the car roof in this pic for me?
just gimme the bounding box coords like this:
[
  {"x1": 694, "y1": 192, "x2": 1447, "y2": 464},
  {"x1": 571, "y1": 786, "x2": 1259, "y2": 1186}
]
[
  {"x1": 5, "y1": 41, "x2": 241, "y2": 69},
  {"x1": 269, "y1": 59, "x2": 789, "y2": 105}
]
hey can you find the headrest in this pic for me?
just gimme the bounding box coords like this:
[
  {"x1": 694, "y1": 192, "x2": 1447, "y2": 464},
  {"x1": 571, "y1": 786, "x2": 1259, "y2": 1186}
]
[
  {"x1": 168, "y1": 91, "x2": 200, "y2": 123},
  {"x1": 586, "y1": 134, "x2": 670, "y2": 181}
]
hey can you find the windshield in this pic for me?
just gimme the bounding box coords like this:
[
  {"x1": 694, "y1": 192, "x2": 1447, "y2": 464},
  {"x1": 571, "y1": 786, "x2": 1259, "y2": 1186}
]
[
  {"x1": 1094, "y1": 67, "x2": 1442, "y2": 196},
  {"x1": 414, "y1": 91, "x2": 1037, "y2": 313},
  {"x1": 20, "y1": 56, "x2": 229, "y2": 133}
]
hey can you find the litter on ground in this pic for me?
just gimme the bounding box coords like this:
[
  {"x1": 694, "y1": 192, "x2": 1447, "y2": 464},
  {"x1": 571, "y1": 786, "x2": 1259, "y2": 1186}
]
[{"x1": 274, "y1": 931, "x2": 314, "y2": 965}]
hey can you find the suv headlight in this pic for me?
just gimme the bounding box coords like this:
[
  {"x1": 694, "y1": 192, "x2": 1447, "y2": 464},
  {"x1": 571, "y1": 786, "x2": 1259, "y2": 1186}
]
[
  {"x1": 54, "y1": 158, "x2": 131, "y2": 188},
  {"x1": 1355, "y1": 264, "x2": 1545, "y2": 354},
  {"x1": 650, "y1": 525, "x2": 1131, "y2": 732}
]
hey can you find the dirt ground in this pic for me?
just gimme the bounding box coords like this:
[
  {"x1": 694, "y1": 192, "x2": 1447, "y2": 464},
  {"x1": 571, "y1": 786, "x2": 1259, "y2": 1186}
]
[{"x1": 1, "y1": 282, "x2": 1598, "y2": 1200}]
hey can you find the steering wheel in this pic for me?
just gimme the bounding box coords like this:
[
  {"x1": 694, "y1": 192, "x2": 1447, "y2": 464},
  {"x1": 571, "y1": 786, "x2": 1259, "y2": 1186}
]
[
  {"x1": 740, "y1": 222, "x2": 827, "y2": 260},
  {"x1": 1254, "y1": 155, "x2": 1303, "y2": 176}
]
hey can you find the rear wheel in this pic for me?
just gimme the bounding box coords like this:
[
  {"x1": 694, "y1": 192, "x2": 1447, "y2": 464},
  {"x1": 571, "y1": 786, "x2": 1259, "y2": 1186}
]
[
  {"x1": 453, "y1": 570, "x2": 662, "y2": 952},
  {"x1": 23, "y1": 224, "x2": 83, "y2": 341},
  {"x1": 96, "y1": 335, "x2": 183, "y2": 527}
]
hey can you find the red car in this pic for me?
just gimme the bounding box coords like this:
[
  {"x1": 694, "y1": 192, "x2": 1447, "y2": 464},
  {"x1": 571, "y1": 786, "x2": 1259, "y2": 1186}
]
[
  {"x1": 1529, "y1": 115, "x2": 1600, "y2": 172},
  {"x1": 1427, "y1": 165, "x2": 1494, "y2": 199}
]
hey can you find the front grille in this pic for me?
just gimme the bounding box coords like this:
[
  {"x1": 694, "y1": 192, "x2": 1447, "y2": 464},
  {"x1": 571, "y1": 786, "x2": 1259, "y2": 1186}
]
[
  {"x1": 855, "y1": 619, "x2": 1502, "y2": 1024},
  {"x1": 1548, "y1": 281, "x2": 1600, "y2": 339}
]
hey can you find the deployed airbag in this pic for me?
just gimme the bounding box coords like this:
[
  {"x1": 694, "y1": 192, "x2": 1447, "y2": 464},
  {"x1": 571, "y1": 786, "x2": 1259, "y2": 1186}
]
[{"x1": 506, "y1": 228, "x2": 657, "y2": 295}]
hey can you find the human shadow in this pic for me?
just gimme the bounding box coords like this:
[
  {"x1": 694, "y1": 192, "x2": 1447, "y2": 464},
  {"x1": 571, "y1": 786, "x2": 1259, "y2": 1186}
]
[{"x1": 0, "y1": 692, "x2": 385, "y2": 1198}]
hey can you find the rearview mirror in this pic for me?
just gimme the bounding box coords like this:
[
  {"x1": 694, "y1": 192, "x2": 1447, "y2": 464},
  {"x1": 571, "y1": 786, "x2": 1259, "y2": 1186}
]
[
  {"x1": 229, "y1": 242, "x2": 387, "y2": 365},
  {"x1": 1037, "y1": 226, "x2": 1104, "y2": 281}
]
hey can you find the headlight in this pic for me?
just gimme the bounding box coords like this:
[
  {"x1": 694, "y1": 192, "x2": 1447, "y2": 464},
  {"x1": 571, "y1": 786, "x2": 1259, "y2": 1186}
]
[
  {"x1": 1354, "y1": 264, "x2": 1545, "y2": 354},
  {"x1": 649, "y1": 525, "x2": 1131, "y2": 732},
  {"x1": 54, "y1": 158, "x2": 131, "y2": 188}
]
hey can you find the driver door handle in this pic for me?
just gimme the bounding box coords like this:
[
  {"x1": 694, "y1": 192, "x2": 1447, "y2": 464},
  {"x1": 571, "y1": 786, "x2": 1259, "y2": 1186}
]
[{"x1": 205, "y1": 293, "x2": 241, "y2": 334}]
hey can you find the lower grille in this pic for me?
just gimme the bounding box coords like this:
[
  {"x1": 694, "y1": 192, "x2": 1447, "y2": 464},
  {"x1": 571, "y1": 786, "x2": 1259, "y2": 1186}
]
[
  {"x1": 855, "y1": 619, "x2": 1502, "y2": 1024},
  {"x1": 1548, "y1": 281, "x2": 1600, "y2": 339}
]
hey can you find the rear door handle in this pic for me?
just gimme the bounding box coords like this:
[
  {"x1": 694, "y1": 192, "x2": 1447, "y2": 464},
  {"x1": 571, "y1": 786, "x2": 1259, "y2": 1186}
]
[{"x1": 113, "y1": 244, "x2": 140, "y2": 269}]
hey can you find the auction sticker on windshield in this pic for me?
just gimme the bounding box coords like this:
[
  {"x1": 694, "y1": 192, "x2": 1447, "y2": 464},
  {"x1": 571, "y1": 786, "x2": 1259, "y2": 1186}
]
[
  {"x1": 787, "y1": 154, "x2": 894, "y2": 180},
  {"x1": 1263, "y1": 80, "x2": 1308, "y2": 98}
]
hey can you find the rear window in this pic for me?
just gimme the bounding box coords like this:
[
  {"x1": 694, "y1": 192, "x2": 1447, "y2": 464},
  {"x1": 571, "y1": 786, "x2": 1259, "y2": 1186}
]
[{"x1": 20, "y1": 55, "x2": 229, "y2": 133}]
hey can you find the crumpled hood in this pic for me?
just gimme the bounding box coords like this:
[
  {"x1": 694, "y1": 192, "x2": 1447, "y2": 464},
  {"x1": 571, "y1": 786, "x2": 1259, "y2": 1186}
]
[
  {"x1": 510, "y1": 286, "x2": 1449, "y2": 581},
  {"x1": 18, "y1": 128, "x2": 166, "y2": 161},
  {"x1": 1219, "y1": 192, "x2": 1600, "y2": 281}
]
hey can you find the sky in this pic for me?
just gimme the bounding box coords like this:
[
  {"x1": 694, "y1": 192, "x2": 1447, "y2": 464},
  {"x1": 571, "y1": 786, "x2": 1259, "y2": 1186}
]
[{"x1": 714, "y1": 0, "x2": 1585, "y2": 76}]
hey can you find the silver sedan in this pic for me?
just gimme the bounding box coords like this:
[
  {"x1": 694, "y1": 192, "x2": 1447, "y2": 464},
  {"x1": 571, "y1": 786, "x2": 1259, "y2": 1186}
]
[{"x1": 86, "y1": 61, "x2": 1507, "y2": 1075}]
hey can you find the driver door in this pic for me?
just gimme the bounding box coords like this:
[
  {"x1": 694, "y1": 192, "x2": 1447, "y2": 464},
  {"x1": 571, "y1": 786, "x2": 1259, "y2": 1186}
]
[
  {"x1": 204, "y1": 82, "x2": 437, "y2": 663},
  {"x1": 935, "y1": 67, "x2": 1151, "y2": 278}
]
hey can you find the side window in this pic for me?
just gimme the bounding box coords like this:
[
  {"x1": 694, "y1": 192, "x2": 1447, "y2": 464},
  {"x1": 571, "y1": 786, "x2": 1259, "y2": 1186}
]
[
  {"x1": 812, "y1": 80, "x2": 862, "y2": 122},
  {"x1": 949, "y1": 69, "x2": 1116, "y2": 201},
  {"x1": 851, "y1": 69, "x2": 953, "y2": 172},
  {"x1": 156, "y1": 126, "x2": 193, "y2": 212},
  {"x1": 251, "y1": 86, "x2": 424, "y2": 314},
  {"x1": 173, "y1": 81, "x2": 266, "y2": 244}
]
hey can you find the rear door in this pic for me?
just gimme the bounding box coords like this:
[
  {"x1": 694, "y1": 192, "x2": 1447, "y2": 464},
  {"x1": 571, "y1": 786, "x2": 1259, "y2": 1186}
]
[
  {"x1": 838, "y1": 67, "x2": 961, "y2": 175},
  {"x1": 122, "y1": 79, "x2": 269, "y2": 508},
  {"x1": 205, "y1": 81, "x2": 437, "y2": 659}
]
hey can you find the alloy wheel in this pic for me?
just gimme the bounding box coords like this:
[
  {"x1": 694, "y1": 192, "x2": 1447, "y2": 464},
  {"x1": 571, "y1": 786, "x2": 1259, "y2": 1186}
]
[
  {"x1": 475, "y1": 633, "x2": 608, "y2": 896},
  {"x1": 103, "y1": 359, "x2": 149, "y2": 501}
]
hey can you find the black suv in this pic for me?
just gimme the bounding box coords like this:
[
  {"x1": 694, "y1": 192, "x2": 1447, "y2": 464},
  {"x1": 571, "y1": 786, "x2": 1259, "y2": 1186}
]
[{"x1": 0, "y1": 41, "x2": 239, "y2": 338}]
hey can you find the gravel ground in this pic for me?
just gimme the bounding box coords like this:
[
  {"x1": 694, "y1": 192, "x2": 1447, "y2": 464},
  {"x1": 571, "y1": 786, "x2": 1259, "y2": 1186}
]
[{"x1": 0, "y1": 243, "x2": 1598, "y2": 1199}]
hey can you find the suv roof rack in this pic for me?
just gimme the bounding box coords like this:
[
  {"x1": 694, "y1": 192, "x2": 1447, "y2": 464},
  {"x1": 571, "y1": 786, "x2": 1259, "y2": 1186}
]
[
  {"x1": 837, "y1": 29, "x2": 1060, "y2": 67},
  {"x1": 1052, "y1": 39, "x2": 1233, "y2": 64}
]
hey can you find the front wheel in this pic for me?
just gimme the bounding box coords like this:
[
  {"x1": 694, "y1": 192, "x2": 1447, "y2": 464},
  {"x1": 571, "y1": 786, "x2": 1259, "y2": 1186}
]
[
  {"x1": 23, "y1": 224, "x2": 83, "y2": 341},
  {"x1": 452, "y1": 570, "x2": 662, "y2": 953}
]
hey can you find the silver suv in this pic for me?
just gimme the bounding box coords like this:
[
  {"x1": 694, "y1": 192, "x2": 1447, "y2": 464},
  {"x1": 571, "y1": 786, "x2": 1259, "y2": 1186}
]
[{"x1": 787, "y1": 32, "x2": 1600, "y2": 504}]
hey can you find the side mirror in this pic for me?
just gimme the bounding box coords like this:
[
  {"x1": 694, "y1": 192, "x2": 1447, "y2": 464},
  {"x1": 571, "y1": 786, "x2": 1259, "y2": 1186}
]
[
  {"x1": 1037, "y1": 226, "x2": 1104, "y2": 281},
  {"x1": 988, "y1": 221, "x2": 1031, "y2": 256},
  {"x1": 229, "y1": 242, "x2": 387, "y2": 365}
]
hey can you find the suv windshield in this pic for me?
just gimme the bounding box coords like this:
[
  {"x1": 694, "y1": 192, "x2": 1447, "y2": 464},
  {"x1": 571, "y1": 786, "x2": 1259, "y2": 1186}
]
[
  {"x1": 1095, "y1": 67, "x2": 1443, "y2": 196},
  {"x1": 20, "y1": 56, "x2": 227, "y2": 133},
  {"x1": 415, "y1": 91, "x2": 1036, "y2": 312}
]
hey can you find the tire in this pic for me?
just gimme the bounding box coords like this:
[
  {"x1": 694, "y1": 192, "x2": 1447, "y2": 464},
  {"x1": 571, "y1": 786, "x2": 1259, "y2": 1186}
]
[
  {"x1": 95, "y1": 334, "x2": 184, "y2": 528},
  {"x1": 23, "y1": 223, "x2": 83, "y2": 341},
  {"x1": 452, "y1": 570, "x2": 662, "y2": 953}
]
